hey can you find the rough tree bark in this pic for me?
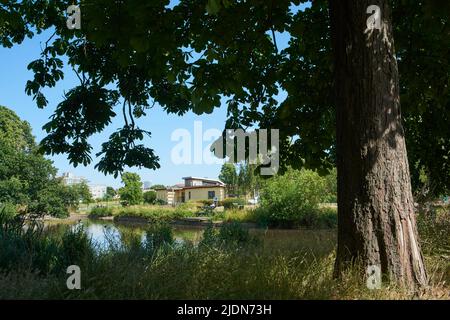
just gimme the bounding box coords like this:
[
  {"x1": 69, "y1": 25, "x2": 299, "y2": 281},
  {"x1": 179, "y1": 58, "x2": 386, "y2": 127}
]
[{"x1": 328, "y1": 0, "x2": 428, "y2": 289}]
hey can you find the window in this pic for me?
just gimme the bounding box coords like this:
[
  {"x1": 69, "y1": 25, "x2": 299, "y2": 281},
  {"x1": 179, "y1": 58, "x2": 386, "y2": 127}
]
[
  {"x1": 208, "y1": 191, "x2": 215, "y2": 199},
  {"x1": 188, "y1": 191, "x2": 191, "y2": 200}
]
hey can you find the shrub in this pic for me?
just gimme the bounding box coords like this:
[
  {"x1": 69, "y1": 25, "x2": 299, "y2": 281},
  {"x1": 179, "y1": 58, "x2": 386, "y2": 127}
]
[
  {"x1": 143, "y1": 190, "x2": 157, "y2": 204},
  {"x1": 154, "y1": 199, "x2": 167, "y2": 205},
  {"x1": 198, "y1": 199, "x2": 213, "y2": 206},
  {"x1": 88, "y1": 206, "x2": 114, "y2": 218},
  {"x1": 114, "y1": 205, "x2": 191, "y2": 222},
  {"x1": 0, "y1": 202, "x2": 16, "y2": 220},
  {"x1": 257, "y1": 168, "x2": 328, "y2": 227},
  {"x1": 219, "y1": 198, "x2": 246, "y2": 209}
]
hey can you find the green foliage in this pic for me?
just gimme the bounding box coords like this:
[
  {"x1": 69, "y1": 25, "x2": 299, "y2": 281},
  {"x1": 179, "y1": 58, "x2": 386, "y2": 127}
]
[
  {"x1": 0, "y1": 214, "x2": 94, "y2": 276},
  {"x1": 154, "y1": 199, "x2": 167, "y2": 205},
  {"x1": 118, "y1": 172, "x2": 143, "y2": 206},
  {"x1": 219, "y1": 198, "x2": 246, "y2": 209},
  {"x1": 200, "y1": 222, "x2": 257, "y2": 248},
  {"x1": 0, "y1": 216, "x2": 448, "y2": 299},
  {"x1": 237, "y1": 162, "x2": 260, "y2": 198},
  {"x1": 145, "y1": 223, "x2": 174, "y2": 251},
  {"x1": 257, "y1": 168, "x2": 328, "y2": 227},
  {"x1": 219, "y1": 163, "x2": 237, "y2": 195},
  {"x1": 417, "y1": 206, "x2": 450, "y2": 256},
  {"x1": 68, "y1": 182, "x2": 93, "y2": 205},
  {"x1": 0, "y1": 203, "x2": 17, "y2": 221},
  {"x1": 27, "y1": 180, "x2": 70, "y2": 218},
  {"x1": 104, "y1": 187, "x2": 117, "y2": 200},
  {"x1": 0, "y1": 106, "x2": 35, "y2": 150},
  {"x1": 114, "y1": 205, "x2": 192, "y2": 223},
  {"x1": 198, "y1": 199, "x2": 214, "y2": 206},
  {"x1": 2, "y1": 1, "x2": 449, "y2": 193},
  {"x1": 88, "y1": 206, "x2": 114, "y2": 218},
  {"x1": 143, "y1": 190, "x2": 157, "y2": 204},
  {"x1": 324, "y1": 168, "x2": 337, "y2": 203},
  {"x1": 0, "y1": 106, "x2": 72, "y2": 217}
]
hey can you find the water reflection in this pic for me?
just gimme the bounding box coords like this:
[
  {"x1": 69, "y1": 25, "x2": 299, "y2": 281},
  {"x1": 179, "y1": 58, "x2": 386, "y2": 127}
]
[
  {"x1": 62, "y1": 220, "x2": 204, "y2": 251},
  {"x1": 46, "y1": 219, "x2": 336, "y2": 255}
]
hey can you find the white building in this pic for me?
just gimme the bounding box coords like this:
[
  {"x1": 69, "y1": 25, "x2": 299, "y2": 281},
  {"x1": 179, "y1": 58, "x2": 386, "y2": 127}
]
[
  {"x1": 89, "y1": 185, "x2": 107, "y2": 200},
  {"x1": 60, "y1": 172, "x2": 107, "y2": 199},
  {"x1": 61, "y1": 172, "x2": 88, "y2": 185}
]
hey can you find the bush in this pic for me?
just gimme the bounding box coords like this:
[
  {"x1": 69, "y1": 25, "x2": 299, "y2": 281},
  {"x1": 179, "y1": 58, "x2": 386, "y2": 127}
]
[
  {"x1": 143, "y1": 190, "x2": 157, "y2": 204},
  {"x1": 154, "y1": 199, "x2": 167, "y2": 205},
  {"x1": 198, "y1": 199, "x2": 213, "y2": 206},
  {"x1": 257, "y1": 168, "x2": 328, "y2": 227},
  {"x1": 114, "y1": 205, "x2": 191, "y2": 222},
  {"x1": 219, "y1": 198, "x2": 246, "y2": 209},
  {"x1": 0, "y1": 203, "x2": 17, "y2": 220},
  {"x1": 88, "y1": 206, "x2": 114, "y2": 218}
]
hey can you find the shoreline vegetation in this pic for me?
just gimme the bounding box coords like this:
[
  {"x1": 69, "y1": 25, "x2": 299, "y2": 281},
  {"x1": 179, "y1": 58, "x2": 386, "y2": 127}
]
[
  {"x1": 1, "y1": 205, "x2": 449, "y2": 300},
  {"x1": 83, "y1": 202, "x2": 339, "y2": 229}
]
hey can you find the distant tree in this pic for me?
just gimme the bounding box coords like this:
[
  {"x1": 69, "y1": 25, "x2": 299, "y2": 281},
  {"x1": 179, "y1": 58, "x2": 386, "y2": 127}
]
[
  {"x1": 151, "y1": 184, "x2": 166, "y2": 190},
  {"x1": 323, "y1": 168, "x2": 337, "y2": 203},
  {"x1": 103, "y1": 186, "x2": 117, "y2": 200},
  {"x1": 28, "y1": 180, "x2": 73, "y2": 218},
  {"x1": 219, "y1": 163, "x2": 237, "y2": 196},
  {"x1": 118, "y1": 173, "x2": 143, "y2": 206},
  {"x1": 67, "y1": 182, "x2": 93, "y2": 204},
  {"x1": 237, "y1": 162, "x2": 260, "y2": 199},
  {"x1": 143, "y1": 190, "x2": 157, "y2": 204},
  {"x1": 79, "y1": 182, "x2": 93, "y2": 204},
  {"x1": 0, "y1": 105, "x2": 69, "y2": 216}
]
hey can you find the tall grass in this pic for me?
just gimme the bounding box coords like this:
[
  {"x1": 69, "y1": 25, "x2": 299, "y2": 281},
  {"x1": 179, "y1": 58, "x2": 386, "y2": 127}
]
[
  {"x1": 212, "y1": 206, "x2": 338, "y2": 228},
  {"x1": 86, "y1": 201, "x2": 339, "y2": 229},
  {"x1": 0, "y1": 208, "x2": 448, "y2": 299},
  {"x1": 87, "y1": 204, "x2": 198, "y2": 222}
]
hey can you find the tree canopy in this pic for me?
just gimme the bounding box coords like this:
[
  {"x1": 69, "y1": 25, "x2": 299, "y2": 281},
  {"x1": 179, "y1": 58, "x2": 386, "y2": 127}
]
[
  {"x1": 118, "y1": 172, "x2": 143, "y2": 205},
  {"x1": 0, "y1": 105, "x2": 74, "y2": 217},
  {"x1": 1, "y1": 0, "x2": 448, "y2": 194}
]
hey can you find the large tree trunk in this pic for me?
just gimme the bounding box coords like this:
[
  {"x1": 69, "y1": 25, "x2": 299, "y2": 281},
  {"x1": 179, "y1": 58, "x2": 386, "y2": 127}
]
[{"x1": 329, "y1": 0, "x2": 427, "y2": 289}]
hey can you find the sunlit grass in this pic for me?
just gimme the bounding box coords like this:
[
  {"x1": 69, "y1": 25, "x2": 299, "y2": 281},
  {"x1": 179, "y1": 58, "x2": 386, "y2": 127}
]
[{"x1": 1, "y1": 210, "x2": 448, "y2": 299}]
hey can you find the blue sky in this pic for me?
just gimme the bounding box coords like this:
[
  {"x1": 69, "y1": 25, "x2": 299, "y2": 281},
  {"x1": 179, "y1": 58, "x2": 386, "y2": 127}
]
[
  {"x1": 0, "y1": 2, "x2": 309, "y2": 188},
  {"x1": 0, "y1": 33, "x2": 234, "y2": 187}
]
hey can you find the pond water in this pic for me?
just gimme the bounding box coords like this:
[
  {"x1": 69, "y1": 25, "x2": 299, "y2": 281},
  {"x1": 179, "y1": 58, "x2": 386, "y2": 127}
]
[{"x1": 46, "y1": 219, "x2": 337, "y2": 255}]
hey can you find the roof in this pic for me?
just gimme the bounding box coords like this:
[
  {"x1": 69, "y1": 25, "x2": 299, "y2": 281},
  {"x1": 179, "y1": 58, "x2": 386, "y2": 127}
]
[
  {"x1": 182, "y1": 176, "x2": 225, "y2": 185},
  {"x1": 155, "y1": 185, "x2": 225, "y2": 191},
  {"x1": 182, "y1": 185, "x2": 226, "y2": 190},
  {"x1": 154, "y1": 186, "x2": 183, "y2": 191}
]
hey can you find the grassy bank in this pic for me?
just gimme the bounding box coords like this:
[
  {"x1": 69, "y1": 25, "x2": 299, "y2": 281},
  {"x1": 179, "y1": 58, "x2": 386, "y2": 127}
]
[
  {"x1": 210, "y1": 205, "x2": 338, "y2": 229},
  {"x1": 88, "y1": 203, "x2": 197, "y2": 222},
  {"x1": 88, "y1": 202, "x2": 339, "y2": 229},
  {"x1": 0, "y1": 209, "x2": 449, "y2": 299}
]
